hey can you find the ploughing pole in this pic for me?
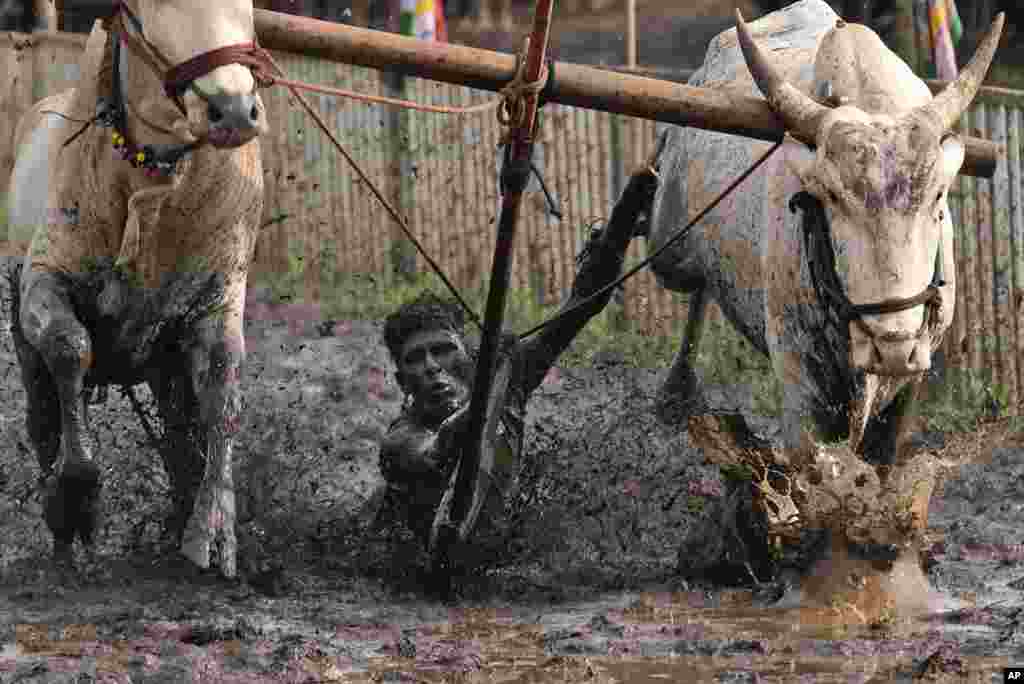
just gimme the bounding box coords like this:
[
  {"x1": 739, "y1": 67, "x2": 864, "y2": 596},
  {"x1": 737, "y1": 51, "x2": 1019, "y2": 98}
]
[
  {"x1": 253, "y1": 9, "x2": 999, "y2": 178},
  {"x1": 426, "y1": 0, "x2": 555, "y2": 579}
]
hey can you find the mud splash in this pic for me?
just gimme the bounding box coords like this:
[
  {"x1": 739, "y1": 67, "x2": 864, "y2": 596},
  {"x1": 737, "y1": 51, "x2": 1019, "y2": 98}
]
[{"x1": 684, "y1": 405, "x2": 977, "y2": 628}]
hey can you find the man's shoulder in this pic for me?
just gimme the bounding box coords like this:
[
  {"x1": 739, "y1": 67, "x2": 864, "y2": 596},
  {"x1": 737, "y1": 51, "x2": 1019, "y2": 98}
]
[{"x1": 385, "y1": 411, "x2": 434, "y2": 438}]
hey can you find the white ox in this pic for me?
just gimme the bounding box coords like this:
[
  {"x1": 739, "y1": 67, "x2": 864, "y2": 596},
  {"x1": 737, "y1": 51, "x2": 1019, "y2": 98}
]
[
  {"x1": 7, "y1": 0, "x2": 269, "y2": 577},
  {"x1": 647, "y1": 0, "x2": 1003, "y2": 460}
]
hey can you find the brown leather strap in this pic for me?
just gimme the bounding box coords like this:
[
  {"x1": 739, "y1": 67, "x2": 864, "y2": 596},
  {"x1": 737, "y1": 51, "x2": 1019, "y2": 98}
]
[
  {"x1": 109, "y1": 12, "x2": 188, "y2": 117},
  {"x1": 164, "y1": 43, "x2": 278, "y2": 98},
  {"x1": 110, "y1": 9, "x2": 275, "y2": 106},
  {"x1": 847, "y1": 285, "x2": 941, "y2": 318},
  {"x1": 110, "y1": 12, "x2": 171, "y2": 74}
]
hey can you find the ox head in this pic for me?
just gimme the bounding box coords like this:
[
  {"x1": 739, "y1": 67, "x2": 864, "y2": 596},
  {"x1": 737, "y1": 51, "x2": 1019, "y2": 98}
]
[
  {"x1": 736, "y1": 10, "x2": 1003, "y2": 377},
  {"x1": 120, "y1": 0, "x2": 268, "y2": 148}
]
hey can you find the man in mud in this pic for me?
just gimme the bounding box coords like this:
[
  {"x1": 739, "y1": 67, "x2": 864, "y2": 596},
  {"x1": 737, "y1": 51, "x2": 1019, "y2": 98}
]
[{"x1": 378, "y1": 162, "x2": 659, "y2": 547}]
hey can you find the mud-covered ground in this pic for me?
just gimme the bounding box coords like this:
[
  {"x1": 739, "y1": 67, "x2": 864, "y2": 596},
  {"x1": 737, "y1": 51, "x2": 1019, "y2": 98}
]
[{"x1": 1, "y1": 269, "x2": 1023, "y2": 682}]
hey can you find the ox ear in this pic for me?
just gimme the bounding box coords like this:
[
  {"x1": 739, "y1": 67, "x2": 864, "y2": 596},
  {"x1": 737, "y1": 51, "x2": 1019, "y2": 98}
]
[
  {"x1": 785, "y1": 155, "x2": 815, "y2": 187},
  {"x1": 938, "y1": 135, "x2": 966, "y2": 182},
  {"x1": 783, "y1": 134, "x2": 816, "y2": 188}
]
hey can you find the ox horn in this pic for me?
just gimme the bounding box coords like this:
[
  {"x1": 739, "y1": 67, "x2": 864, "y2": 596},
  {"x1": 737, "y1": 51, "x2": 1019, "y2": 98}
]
[
  {"x1": 915, "y1": 12, "x2": 1005, "y2": 133},
  {"x1": 735, "y1": 9, "x2": 830, "y2": 144}
]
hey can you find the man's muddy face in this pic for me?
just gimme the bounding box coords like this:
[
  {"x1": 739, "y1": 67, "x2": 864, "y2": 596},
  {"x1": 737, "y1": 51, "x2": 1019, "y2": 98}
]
[{"x1": 398, "y1": 328, "x2": 472, "y2": 424}]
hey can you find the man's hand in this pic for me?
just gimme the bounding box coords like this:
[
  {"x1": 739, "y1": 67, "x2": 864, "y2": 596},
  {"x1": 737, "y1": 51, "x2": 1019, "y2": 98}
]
[
  {"x1": 438, "y1": 402, "x2": 471, "y2": 436},
  {"x1": 436, "y1": 403, "x2": 472, "y2": 473}
]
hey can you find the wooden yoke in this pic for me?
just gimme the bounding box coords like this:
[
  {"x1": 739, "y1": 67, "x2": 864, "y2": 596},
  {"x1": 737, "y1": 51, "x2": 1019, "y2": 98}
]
[{"x1": 252, "y1": 9, "x2": 1000, "y2": 179}]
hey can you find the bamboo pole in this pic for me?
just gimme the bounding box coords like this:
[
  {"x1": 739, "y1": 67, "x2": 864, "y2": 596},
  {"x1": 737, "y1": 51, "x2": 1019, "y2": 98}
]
[
  {"x1": 252, "y1": 8, "x2": 999, "y2": 179},
  {"x1": 34, "y1": 0, "x2": 56, "y2": 31},
  {"x1": 625, "y1": 0, "x2": 636, "y2": 68},
  {"x1": 433, "y1": 0, "x2": 556, "y2": 571}
]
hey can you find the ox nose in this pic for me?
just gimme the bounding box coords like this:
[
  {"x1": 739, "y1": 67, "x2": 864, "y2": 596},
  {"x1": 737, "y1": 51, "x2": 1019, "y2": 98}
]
[
  {"x1": 871, "y1": 335, "x2": 930, "y2": 375},
  {"x1": 206, "y1": 92, "x2": 267, "y2": 148},
  {"x1": 848, "y1": 306, "x2": 932, "y2": 377},
  {"x1": 850, "y1": 327, "x2": 932, "y2": 376}
]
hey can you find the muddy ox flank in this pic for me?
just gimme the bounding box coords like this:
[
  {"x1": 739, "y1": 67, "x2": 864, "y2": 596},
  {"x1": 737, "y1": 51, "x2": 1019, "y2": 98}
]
[{"x1": 6, "y1": 0, "x2": 267, "y2": 578}]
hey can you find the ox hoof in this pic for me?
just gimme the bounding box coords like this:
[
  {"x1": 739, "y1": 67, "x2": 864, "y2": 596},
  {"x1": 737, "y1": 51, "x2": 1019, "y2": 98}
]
[
  {"x1": 656, "y1": 368, "x2": 705, "y2": 423},
  {"x1": 180, "y1": 483, "x2": 238, "y2": 578},
  {"x1": 655, "y1": 389, "x2": 706, "y2": 424},
  {"x1": 61, "y1": 459, "x2": 101, "y2": 484},
  {"x1": 43, "y1": 468, "x2": 101, "y2": 550},
  {"x1": 180, "y1": 534, "x2": 212, "y2": 571},
  {"x1": 181, "y1": 525, "x2": 238, "y2": 579},
  {"x1": 52, "y1": 538, "x2": 75, "y2": 569}
]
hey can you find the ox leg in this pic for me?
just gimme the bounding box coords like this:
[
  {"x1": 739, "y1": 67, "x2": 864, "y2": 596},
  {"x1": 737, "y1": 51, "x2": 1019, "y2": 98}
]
[
  {"x1": 179, "y1": 317, "x2": 243, "y2": 578},
  {"x1": 658, "y1": 287, "x2": 708, "y2": 417},
  {"x1": 11, "y1": 308, "x2": 66, "y2": 559},
  {"x1": 17, "y1": 272, "x2": 100, "y2": 562},
  {"x1": 11, "y1": 309, "x2": 61, "y2": 475},
  {"x1": 859, "y1": 381, "x2": 920, "y2": 471},
  {"x1": 149, "y1": 365, "x2": 205, "y2": 547}
]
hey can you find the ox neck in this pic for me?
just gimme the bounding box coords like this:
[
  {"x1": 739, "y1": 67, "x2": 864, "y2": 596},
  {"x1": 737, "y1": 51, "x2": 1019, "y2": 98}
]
[
  {"x1": 118, "y1": 38, "x2": 183, "y2": 145},
  {"x1": 96, "y1": 16, "x2": 203, "y2": 178}
]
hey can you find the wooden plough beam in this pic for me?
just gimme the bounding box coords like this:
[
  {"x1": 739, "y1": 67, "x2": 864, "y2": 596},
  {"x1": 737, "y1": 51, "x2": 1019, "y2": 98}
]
[{"x1": 253, "y1": 9, "x2": 1000, "y2": 179}]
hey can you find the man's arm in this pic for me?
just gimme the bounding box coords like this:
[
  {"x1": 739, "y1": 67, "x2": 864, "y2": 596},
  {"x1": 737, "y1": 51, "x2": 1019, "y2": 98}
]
[
  {"x1": 379, "y1": 416, "x2": 442, "y2": 483},
  {"x1": 515, "y1": 162, "x2": 661, "y2": 399}
]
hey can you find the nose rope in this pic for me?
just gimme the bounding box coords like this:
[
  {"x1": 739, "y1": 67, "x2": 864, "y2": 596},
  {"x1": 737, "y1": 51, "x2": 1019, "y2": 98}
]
[{"x1": 163, "y1": 43, "x2": 275, "y2": 99}]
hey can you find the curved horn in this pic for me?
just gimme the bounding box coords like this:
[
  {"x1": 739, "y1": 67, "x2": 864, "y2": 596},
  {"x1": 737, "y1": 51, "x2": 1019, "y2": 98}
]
[
  {"x1": 735, "y1": 9, "x2": 830, "y2": 143},
  {"x1": 916, "y1": 12, "x2": 1005, "y2": 133}
]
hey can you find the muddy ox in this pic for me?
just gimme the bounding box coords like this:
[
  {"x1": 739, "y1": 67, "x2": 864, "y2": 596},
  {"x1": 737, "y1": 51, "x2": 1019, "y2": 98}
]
[
  {"x1": 7, "y1": 0, "x2": 269, "y2": 577},
  {"x1": 647, "y1": 0, "x2": 1002, "y2": 459}
]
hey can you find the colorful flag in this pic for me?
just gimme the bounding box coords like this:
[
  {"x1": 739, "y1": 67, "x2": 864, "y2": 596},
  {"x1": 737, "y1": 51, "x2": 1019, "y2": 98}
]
[
  {"x1": 400, "y1": 0, "x2": 445, "y2": 41},
  {"x1": 915, "y1": 0, "x2": 962, "y2": 79},
  {"x1": 435, "y1": 0, "x2": 447, "y2": 42}
]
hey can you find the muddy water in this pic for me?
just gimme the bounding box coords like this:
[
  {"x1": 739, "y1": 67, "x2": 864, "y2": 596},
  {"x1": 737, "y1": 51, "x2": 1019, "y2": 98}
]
[
  {"x1": 2, "y1": 282, "x2": 1022, "y2": 683},
  {"x1": 1, "y1": 564, "x2": 1017, "y2": 683}
]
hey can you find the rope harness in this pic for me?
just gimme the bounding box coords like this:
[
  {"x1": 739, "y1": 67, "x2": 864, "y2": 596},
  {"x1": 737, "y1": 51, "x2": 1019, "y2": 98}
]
[
  {"x1": 789, "y1": 190, "x2": 944, "y2": 340},
  {"x1": 518, "y1": 136, "x2": 779, "y2": 340}
]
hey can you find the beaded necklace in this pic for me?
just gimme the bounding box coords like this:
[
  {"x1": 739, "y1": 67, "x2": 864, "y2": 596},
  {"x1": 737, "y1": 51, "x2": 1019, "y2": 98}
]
[{"x1": 94, "y1": 14, "x2": 200, "y2": 177}]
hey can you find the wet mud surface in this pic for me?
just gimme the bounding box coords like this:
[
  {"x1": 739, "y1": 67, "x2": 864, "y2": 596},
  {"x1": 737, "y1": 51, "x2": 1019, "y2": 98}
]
[{"x1": 1, "y1": 272, "x2": 1023, "y2": 682}]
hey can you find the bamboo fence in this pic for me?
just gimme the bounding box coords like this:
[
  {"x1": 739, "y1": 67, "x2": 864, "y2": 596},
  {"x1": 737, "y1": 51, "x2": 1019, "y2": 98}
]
[{"x1": 2, "y1": 32, "x2": 1023, "y2": 410}]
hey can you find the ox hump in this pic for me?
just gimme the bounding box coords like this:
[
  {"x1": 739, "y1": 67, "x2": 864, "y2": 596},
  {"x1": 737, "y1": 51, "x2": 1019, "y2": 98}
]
[{"x1": 813, "y1": 21, "x2": 931, "y2": 116}]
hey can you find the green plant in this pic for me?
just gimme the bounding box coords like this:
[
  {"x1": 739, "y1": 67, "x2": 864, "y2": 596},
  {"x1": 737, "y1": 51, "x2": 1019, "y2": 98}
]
[
  {"x1": 554, "y1": 305, "x2": 683, "y2": 370},
  {"x1": 176, "y1": 254, "x2": 209, "y2": 275},
  {"x1": 986, "y1": 63, "x2": 1024, "y2": 91},
  {"x1": 720, "y1": 463, "x2": 754, "y2": 483},
  {"x1": 870, "y1": 606, "x2": 898, "y2": 631},
  {"x1": 919, "y1": 366, "x2": 1017, "y2": 433},
  {"x1": 252, "y1": 254, "x2": 783, "y2": 412},
  {"x1": 697, "y1": 315, "x2": 782, "y2": 416},
  {"x1": 686, "y1": 496, "x2": 705, "y2": 513}
]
